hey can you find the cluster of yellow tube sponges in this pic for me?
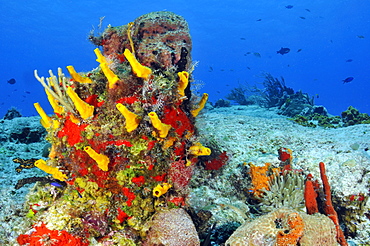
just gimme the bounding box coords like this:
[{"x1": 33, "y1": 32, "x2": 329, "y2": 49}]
[{"x1": 33, "y1": 47, "x2": 211, "y2": 197}]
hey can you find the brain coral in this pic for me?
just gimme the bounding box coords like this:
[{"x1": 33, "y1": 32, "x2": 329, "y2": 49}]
[
  {"x1": 225, "y1": 207, "x2": 337, "y2": 246},
  {"x1": 143, "y1": 208, "x2": 200, "y2": 246}
]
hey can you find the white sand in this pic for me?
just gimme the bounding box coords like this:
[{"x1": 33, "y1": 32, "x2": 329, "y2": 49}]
[{"x1": 190, "y1": 105, "x2": 370, "y2": 242}]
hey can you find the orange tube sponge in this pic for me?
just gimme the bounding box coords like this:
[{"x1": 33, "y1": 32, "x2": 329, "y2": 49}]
[
  {"x1": 94, "y1": 48, "x2": 120, "y2": 89},
  {"x1": 34, "y1": 159, "x2": 67, "y2": 181},
  {"x1": 124, "y1": 49, "x2": 152, "y2": 79},
  {"x1": 191, "y1": 93, "x2": 208, "y2": 117},
  {"x1": 84, "y1": 146, "x2": 109, "y2": 171},
  {"x1": 116, "y1": 103, "x2": 140, "y2": 132},
  {"x1": 66, "y1": 65, "x2": 93, "y2": 84},
  {"x1": 66, "y1": 87, "x2": 94, "y2": 120},
  {"x1": 148, "y1": 112, "x2": 171, "y2": 138},
  {"x1": 177, "y1": 71, "x2": 189, "y2": 97}
]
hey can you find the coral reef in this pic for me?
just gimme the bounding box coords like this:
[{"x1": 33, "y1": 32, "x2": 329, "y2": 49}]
[
  {"x1": 17, "y1": 11, "x2": 210, "y2": 244},
  {"x1": 341, "y1": 106, "x2": 370, "y2": 126},
  {"x1": 3, "y1": 107, "x2": 22, "y2": 120}
]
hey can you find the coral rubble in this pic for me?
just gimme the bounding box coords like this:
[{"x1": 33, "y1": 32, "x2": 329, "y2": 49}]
[{"x1": 17, "y1": 11, "x2": 209, "y2": 244}]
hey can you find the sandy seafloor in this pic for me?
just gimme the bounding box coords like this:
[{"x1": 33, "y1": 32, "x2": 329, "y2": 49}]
[
  {"x1": 1, "y1": 105, "x2": 370, "y2": 245},
  {"x1": 190, "y1": 105, "x2": 370, "y2": 245}
]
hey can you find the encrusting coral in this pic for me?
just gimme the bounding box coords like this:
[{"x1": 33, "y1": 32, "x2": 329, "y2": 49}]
[{"x1": 17, "y1": 11, "x2": 210, "y2": 245}]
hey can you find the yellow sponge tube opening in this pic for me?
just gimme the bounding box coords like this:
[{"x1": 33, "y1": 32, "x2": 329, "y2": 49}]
[
  {"x1": 124, "y1": 49, "x2": 152, "y2": 79},
  {"x1": 84, "y1": 146, "x2": 109, "y2": 171},
  {"x1": 94, "y1": 48, "x2": 120, "y2": 89},
  {"x1": 148, "y1": 112, "x2": 171, "y2": 138},
  {"x1": 177, "y1": 71, "x2": 189, "y2": 97},
  {"x1": 35, "y1": 159, "x2": 67, "y2": 181},
  {"x1": 66, "y1": 87, "x2": 94, "y2": 120},
  {"x1": 191, "y1": 93, "x2": 208, "y2": 117},
  {"x1": 34, "y1": 102, "x2": 52, "y2": 128},
  {"x1": 153, "y1": 183, "x2": 172, "y2": 197},
  {"x1": 116, "y1": 103, "x2": 140, "y2": 132},
  {"x1": 66, "y1": 65, "x2": 93, "y2": 84},
  {"x1": 189, "y1": 143, "x2": 211, "y2": 156}
]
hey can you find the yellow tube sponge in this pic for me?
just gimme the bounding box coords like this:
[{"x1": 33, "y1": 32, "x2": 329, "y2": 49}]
[
  {"x1": 66, "y1": 87, "x2": 94, "y2": 120},
  {"x1": 34, "y1": 102, "x2": 53, "y2": 128},
  {"x1": 84, "y1": 146, "x2": 109, "y2": 171},
  {"x1": 66, "y1": 65, "x2": 93, "y2": 84},
  {"x1": 123, "y1": 49, "x2": 152, "y2": 79},
  {"x1": 153, "y1": 183, "x2": 172, "y2": 197},
  {"x1": 35, "y1": 159, "x2": 67, "y2": 181},
  {"x1": 189, "y1": 143, "x2": 211, "y2": 156},
  {"x1": 94, "y1": 48, "x2": 120, "y2": 89},
  {"x1": 191, "y1": 93, "x2": 208, "y2": 117},
  {"x1": 177, "y1": 71, "x2": 189, "y2": 97},
  {"x1": 45, "y1": 89, "x2": 64, "y2": 115},
  {"x1": 148, "y1": 112, "x2": 171, "y2": 138},
  {"x1": 116, "y1": 103, "x2": 140, "y2": 132}
]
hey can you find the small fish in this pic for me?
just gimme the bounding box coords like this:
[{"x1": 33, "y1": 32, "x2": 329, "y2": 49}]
[
  {"x1": 297, "y1": 49, "x2": 302, "y2": 52},
  {"x1": 342, "y1": 77, "x2": 354, "y2": 83},
  {"x1": 277, "y1": 47, "x2": 290, "y2": 55},
  {"x1": 357, "y1": 35, "x2": 365, "y2": 39},
  {"x1": 253, "y1": 52, "x2": 261, "y2": 58},
  {"x1": 299, "y1": 16, "x2": 306, "y2": 19},
  {"x1": 256, "y1": 19, "x2": 262, "y2": 21},
  {"x1": 345, "y1": 59, "x2": 353, "y2": 62},
  {"x1": 305, "y1": 9, "x2": 311, "y2": 12},
  {"x1": 50, "y1": 182, "x2": 63, "y2": 187},
  {"x1": 285, "y1": 5, "x2": 293, "y2": 9},
  {"x1": 247, "y1": 66, "x2": 251, "y2": 70},
  {"x1": 240, "y1": 38, "x2": 246, "y2": 40},
  {"x1": 7, "y1": 78, "x2": 16, "y2": 84},
  {"x1": 25, "y1": 91, "x2": 31, "y2": 94}
]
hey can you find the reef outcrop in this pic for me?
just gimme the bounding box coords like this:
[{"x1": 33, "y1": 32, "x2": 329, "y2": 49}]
[{"x1": 18, "y1": 11, "x2": 208, "y2": 245}]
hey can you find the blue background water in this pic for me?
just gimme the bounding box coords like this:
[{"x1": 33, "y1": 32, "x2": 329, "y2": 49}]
[{"x1": 1, "y1": 0, "x2": 369, "y2": 117}]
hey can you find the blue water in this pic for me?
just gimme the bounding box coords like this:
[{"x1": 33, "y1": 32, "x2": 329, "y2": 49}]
[{"x1": 1, "y1": 0, "x2": 370, "y2": 117}]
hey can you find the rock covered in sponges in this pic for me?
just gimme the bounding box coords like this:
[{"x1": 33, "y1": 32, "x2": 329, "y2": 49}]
[
  {"x1": 100, "y1": 11, "x2": 192, "y2": 71},
  {"x1": 21, "y1": 11, "x2": 209, "y2": 245},
  {"x1": 143, "y1": 208, "x2": 200, "y2": 246},
  {"x1": 225, "y1": 207, "x2": 337, "y2": 246}
]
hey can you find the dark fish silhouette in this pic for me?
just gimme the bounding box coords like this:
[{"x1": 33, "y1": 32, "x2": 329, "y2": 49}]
[
  {"x1": 305, "y1": 9, "x2": 311, "y2": 12},
  {"x1": 7, "y1": 78, "x2": 16, "y2": 84},
  {"x1": 285, "y1": 5, "x2": 293, "y2": 9},
  {"x1": 345, "y1": 59, "x2": 353, "y2": 62},
  {"x1": 299, "y1": 16, "x2": 306, "y2": 19},
  {"x1": 297, "y1": 49, "x2": 302, "y2": 52},
  {"x1": 256, "y1": 19, "x2": 262, "y2": 21},
  {"x1": 357, "y1": 35, "x2": 365, "y2": 39},
  {"x1": 253, "y1": 52, "x2": 261, "y2": 58},
  {"x1": 342, "y1": 77, "x2": 354, "y2": 83},
  {"x1": 277, "y1": 47, "x2": 290, "y2": 55}
]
